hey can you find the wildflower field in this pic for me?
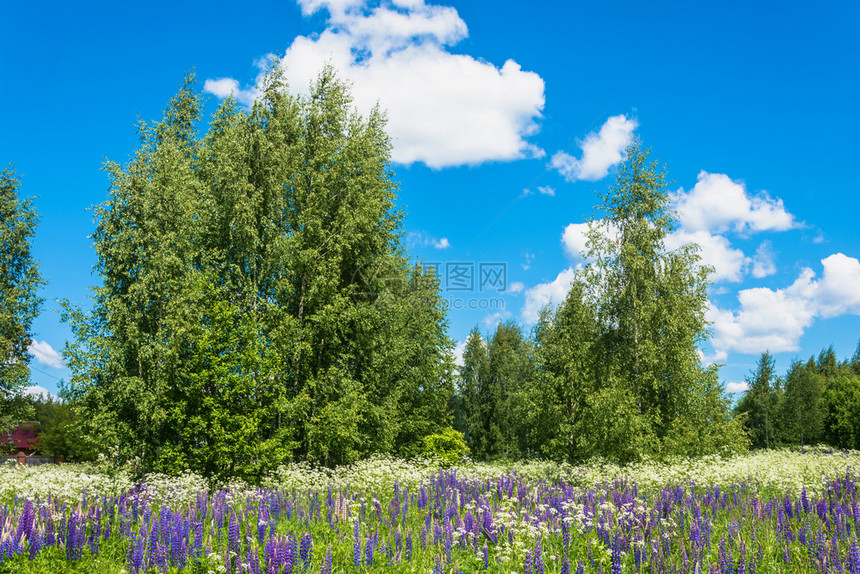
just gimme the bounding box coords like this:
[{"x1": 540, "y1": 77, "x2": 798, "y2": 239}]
[{"x1": 0, "y1": 449, "x2": 858, "y2": 573}]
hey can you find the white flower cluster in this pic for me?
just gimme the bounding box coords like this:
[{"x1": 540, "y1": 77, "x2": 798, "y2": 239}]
[{"x1": 3, "y1": 448, "x2": 857, "y2": 505}]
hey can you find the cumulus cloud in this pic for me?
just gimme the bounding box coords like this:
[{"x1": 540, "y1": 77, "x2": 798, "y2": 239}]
[
  {"x1": 725, "y1": 381, "x2": 749, "y2": 394},
  {"x1": 508, "y1": 281, "x2": 525, "y2": 294},
  {"x1": 27, "y1": 340, "x2": 64, "y2": 369},
  {"x1": 789, "y1": 253, "x2": 860, "y2": 318},
  {"x1": 709, "y1": 253, "x2": 860, "y2": 357},
  {"x1": 673, "y1": 171, "x2": 799, "y2": 234},
  {"x1": 202, "y1": 78, "x2": 259, "y2": 107},
  {"x1": 665, "y1": 229, "x2": 748, "y2": 283},
  {"x1": 522, "y1": 267, "x2": 575, "y2": 324},
  {"x1": 551, "y1": 115, "x2": 638, "y2": 182},
  {"x1": 207, "y1": 0, "x2": 545, "y2": 168}
]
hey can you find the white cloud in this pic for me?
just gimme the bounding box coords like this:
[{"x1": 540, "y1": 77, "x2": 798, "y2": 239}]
[
  {"x1": 708, "y1": 253, "x2": 860, "y2": 357},
  {"x1": 406, "y1": 230, "x2": 450, "y2": 249},
  {"x1": 522, "y1": 267, "x2": 575, "y2": 324},
  {"x1": 561, "y1": 223, "x2": 590, "y2": 260},
  {"x1": 27, "y1": 340, "x2": 64, "y2": 369},
  {"x1": 521, "y1": 186, "x2": 554, "y2": 198},
  {"x1": 725, "y1": 381, "x2": 749, "y2": 394},
  {"x1": 202, "y1": 78, "x2": 259, "y2": 107},
  {"x1": 482, "y1": 310, "x2": 512, "y2": 329},
  {"x1": 508, "y1": 281, "x2": 525, "y2": 294},
  {"x1": 788, "y1": 253, "x2": 860, "y2": 318},
  {"x1": 23, "y1": 385, "x2": 57, "y2": 400},
  {"x1": 665, "y1": 229, "x2": 748, "y2": 283},
  {"x1": 551, "y1": 115, "x2": 638, "y2": 182},
  {"x1": 209, "y1": 0, "x2": 545, "y2": 168},
  {"x1": 751, "y1": 241, "x2": 776, "y2": 279},
  {"x1": 673, "y1": 171, "x2": 798, "y2": 234}
]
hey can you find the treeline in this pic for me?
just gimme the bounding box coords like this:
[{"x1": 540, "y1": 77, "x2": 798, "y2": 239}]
[
  {"x1": 4, "y1": 68, "x2": 753, "y2": 480},
  {"x1": 736, "y1": 347, "x2": 860, "y2": 450}
]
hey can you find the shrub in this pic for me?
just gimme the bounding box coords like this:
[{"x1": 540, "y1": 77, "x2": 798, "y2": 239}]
[{"x1": 422, "y1": 427, "x2": 469, "y2": 466}]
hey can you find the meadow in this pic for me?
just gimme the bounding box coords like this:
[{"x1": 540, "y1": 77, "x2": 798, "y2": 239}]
[{"x1": 0, "y1": 449, "x2": 858, "y2": 573}]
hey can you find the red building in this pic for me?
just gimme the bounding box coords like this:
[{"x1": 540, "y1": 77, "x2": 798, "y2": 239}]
[{"x1": 4, "y1": 421, "x2": 41, "y2": 456}]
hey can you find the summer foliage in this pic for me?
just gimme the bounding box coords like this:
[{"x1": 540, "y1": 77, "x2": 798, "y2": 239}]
[
  {"x1": 455, "y1": 144, "x2": 748, "y2": 463},
  {"x1": 0, "y1": 167, "x2": 45, "y2": 405},
  {"x1": 60, "y1": 67, "x2": 454, "y2": 480}
]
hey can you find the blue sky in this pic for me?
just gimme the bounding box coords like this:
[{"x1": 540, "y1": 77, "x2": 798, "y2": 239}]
[{"x1": 3, "y1": 0, "x2": 859, "y2": 398}]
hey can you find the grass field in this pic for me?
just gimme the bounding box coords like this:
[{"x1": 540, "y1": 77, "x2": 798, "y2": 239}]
[{"x1": 0, "y1": 448, "x2": 858, "y2": 573}]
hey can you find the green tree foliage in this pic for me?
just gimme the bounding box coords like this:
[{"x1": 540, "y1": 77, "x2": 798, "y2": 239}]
[
  {"x1": 30, "y1": 394, "x2": 96, "y2": 461},
  {"x1": 62, "y1": 68, "x2": 453, "y2": 480},
  {"x1": 483, "y1": 322, "x2": 534, "y2": 459},
  {"x1": 530, "y1": 284, "x2": 602, "y2": 461},
  {"x1": 456, "y1": 327, "x2": 487, "y2": 452},
  {"x1": 455, "y1": 322, "x2": 535, "y2": 461},
  {"x1": 822, "y1": 373, "x2": 860, "y2": 449},
  {"x1": 777, "y1": 359, "x2": 825, "y2": 447},
  {"x1": 0, "y1": 167, "x2": 45, "y2": 406},
  {"x1": 422, "y1": 427, "x2": 469, "y2": 466},
  {"x1": 536, "y1": 142, "x2": 747, "y2": 462},
  {"x1": 735, "y1": 351, "x2": 781, "y2": 449}
]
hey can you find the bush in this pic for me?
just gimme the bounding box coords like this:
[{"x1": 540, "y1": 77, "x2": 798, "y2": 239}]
[{"x1": 422, "y1": 427, "x2": 469, "y2": 466}]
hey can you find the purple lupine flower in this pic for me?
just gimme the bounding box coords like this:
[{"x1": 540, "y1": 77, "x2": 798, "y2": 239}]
[
  {"x1": 405, "y1": 530, "x2": 413, "y2": 562},
  {"x1": 300, "y1": 531, "x2": 313, "y2": 569},
  {"x1": 16, "y1": 500, "x2": 35, "y2": 542},
  {"x1": 365, "y1": 533, "x2": 375, "y2": 566},
  {"x1": 353, "y1": 520, "x2": 362, "y2": 566},
  {"x1": 65, "y1": 510, "x2": 81, "y2": 561},
  {"x1": 848, "y1": 542, "x2": 860, "y2": 574},
  {"x1": 28, "y1": 527, "x2": 42, "y2": 561},
  {"x1": 561, "y1": 554, "x2": 570, "y2": 574},
  {"x1": 611, "y1": 532, "x2": 623, "y2": 574},
  {"x1": 534, "y1": 536, "x2": 545, "y2": 574},
  {"x1": 228, "y1": 512, "x2": 240, "y2": 560},
  {"x1": 319, "y1": 544, "x2": 332, "y2": 574}
]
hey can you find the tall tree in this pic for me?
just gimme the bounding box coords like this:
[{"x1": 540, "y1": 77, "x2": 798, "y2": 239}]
[
  {"x1": 735, "y1": 351, "x2": 780, "y2": 449},
  {"x1": 62, "y1": 67, "x2": 453, "y2": 478},
  {"x1": 457, "y1": 327, "x2": 488, "y2": 456},
  {"x1": 483, "y1": 321, "x2": 535, "y2": 459},
  {"x1": 531, "y1": 284, "x2": 601, "y2": 462},
  {"x1": 0, "y1": 167, "x2": 45, "y2": 405},
  {"x1": 573, "y1": 141, "x2": 746, "y2": 459},
  {"x1": 777, "y1": 359, "x2": 824, "y2": 447}
]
